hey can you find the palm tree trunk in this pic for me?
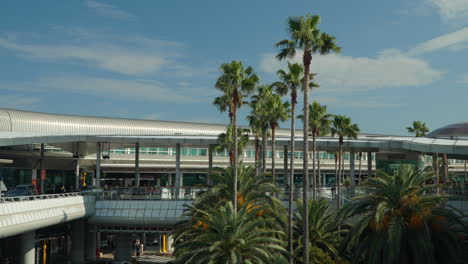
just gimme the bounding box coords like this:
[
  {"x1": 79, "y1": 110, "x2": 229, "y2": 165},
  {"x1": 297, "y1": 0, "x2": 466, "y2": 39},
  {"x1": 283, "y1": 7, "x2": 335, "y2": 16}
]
[
  {"x1": 302, "y1": 50, "x2": 311, "y2": 263},
  {"x1": 233, "y1": 93, "x2": 238, "y2": 213},
  {"x1": 318, "y1": 151, "x2": 321, "y2": 186},
  {"x1": 338, "y1": 144, "x2": 343, "y2": 208},
  {"x1": 255, "y1": 137, "x2": 260, "y2": 176},
  {"x1": 288, "y1": 90, "x2": 296, "y2": 263},
  {"x1": 272, "y1": 127, "x2": 276, "y2": 185},
  {"x1": 262, "y1": 129, "x2": 267, "y2": 175},
  {"x1": 312, "y1": 132, "x2": 317, "y2": 200}
]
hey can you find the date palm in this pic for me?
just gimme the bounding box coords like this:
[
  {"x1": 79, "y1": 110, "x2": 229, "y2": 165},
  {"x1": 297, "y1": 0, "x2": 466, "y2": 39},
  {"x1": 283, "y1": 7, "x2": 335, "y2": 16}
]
[
  {"x1": 294, "y1": 198, "x2": 345, "y2": 263},
  {"x1": 406, "y1": 121, "x2": 429, "y2": 137},
  {"x1": 215, "y1": 61, "x2": 259, "y2": 212},
  {"x1": 276, "y1": 14, "x2": 340, "y2": 262},
  {"x1": 172, "y1": 202, "x2": 288, "y2": 264},
  {"x1": 299, "y1": 101, "x2": 332, "y2": 200},
  {"x1": 339, "y1": 166, "x2": 468, "y2": 264},
  {"x1": 331, "y1": 115, "x2": 359, "y2": 208}
]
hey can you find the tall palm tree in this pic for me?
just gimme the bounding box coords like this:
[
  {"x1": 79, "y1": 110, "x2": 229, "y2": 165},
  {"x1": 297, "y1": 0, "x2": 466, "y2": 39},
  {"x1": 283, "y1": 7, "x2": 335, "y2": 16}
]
[
  {"x1": 299, "y1": 101, "x2": 332, "y2": 200},
  {"x1": 331, "y1": 115, "x2": 359, "y2": 208},
  {"x1": 250, "y1": 85, "x2": 274, "y2": 175},
  {"x1": 406, "y1": 121, "x2": 429, "y2": 137},
  {"x1": 294, "y1": 199, "x2": 345, "y2": 263},
  {"x1": 247, "y1": 116, "x2": 263, "y2": 175},
  {"x1": 273, "y1": 62, "x2": 303, "y2": 258},
  {"x1": 215, "y1": 61, "x2": 259, "y2": 212},
  {"x1": 339, "y1": 167, "x2": 468, "y2": 264},
  {"x1": 276, "y1": 14, "x2": 340, "y2": 262},
  {"x1": 214, "y1": 125, "x2": 250, "y2": 164},
  {"x1": 265, "y1": 94, "x2": 290, "y2": 185},
  {"x1": 172, "y1": 202, "x2": 288, "y2": 264}
]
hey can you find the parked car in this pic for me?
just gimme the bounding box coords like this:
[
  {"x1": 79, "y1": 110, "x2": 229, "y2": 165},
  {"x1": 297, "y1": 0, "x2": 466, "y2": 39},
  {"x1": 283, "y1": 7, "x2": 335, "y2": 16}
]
[{"x1": 3, "y1": 185, "x2": 37, "y2": 197}]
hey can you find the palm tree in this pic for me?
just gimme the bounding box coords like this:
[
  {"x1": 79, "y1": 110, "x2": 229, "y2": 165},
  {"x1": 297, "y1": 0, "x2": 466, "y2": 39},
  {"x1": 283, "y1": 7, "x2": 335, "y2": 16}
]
[
  {"x1": 265, "y1": 94, "x2": 290, "y2": 185},
  {"x1": 250, "y1": 85, "x2": 274, "y2": 175},
  {"x1": 215, "y1": 61, "x2": 259, "y2": 212},
  {"x1": 331, "y1": 115, "x2": 360, "y2": 208},
  {"x1": 276, "y1": 14, "x2": 341, "y2": 262},
  {"x1": 406, "y1": 121, "x2": 429, "y2": 137},
  {"x1": 247, "y1": 116, "x2": 263, "y2": 175},
  {"x1": 294, "y1": 199, "x2": 345, "y2": 263},
  {"x1": 339, "y1": 167, "x2": 468, "y2": 264},
  {"x1": 272, "y1": 62, "x2": 303, "y2": 258},
  {"x1": 172, "y1": 202, "x2": 288, "y2": 264},
  {"x1": 214, "y1": 125, "x2": 250, "y2": 164},
  {"x1": 299, "y1": 101, "x2": 332, "y2": 200}
]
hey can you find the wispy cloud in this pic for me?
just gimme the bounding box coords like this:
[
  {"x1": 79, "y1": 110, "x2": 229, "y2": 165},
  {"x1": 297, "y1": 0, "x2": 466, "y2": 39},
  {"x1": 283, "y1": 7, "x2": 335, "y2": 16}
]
[
  {"x1": 407, "y1": 27, "x2": 468, "y2": 55},
  {"x1": 0, "y1": 37, "x2": 173, "y2": 76},
  {"x1": 425, "y1": 0, "x2": 468, "y2": 25},
  {"x1": 0, "y1": 95, "x2": 40, "y2": 109},
  {"x1": 260, "y1": 49, "x2": 443, "y2": 92},
  {"x1": 85, "y1": 0, "x2": 135, "y2": 20}
]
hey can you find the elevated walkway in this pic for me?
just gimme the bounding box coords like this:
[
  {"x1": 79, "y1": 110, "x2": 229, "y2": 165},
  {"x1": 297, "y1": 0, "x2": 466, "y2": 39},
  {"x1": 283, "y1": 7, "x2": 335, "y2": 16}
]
[{"x1": 0, "y1": 193, "x2": 95, "y2": 238}]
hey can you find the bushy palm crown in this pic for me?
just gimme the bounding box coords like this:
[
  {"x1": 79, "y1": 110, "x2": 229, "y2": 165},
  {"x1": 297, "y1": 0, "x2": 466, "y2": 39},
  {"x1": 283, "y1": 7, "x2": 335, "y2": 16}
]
[
  {"x1": 214, "y1": 61, "x2": 259, "y2": 115},
  {"x1": 298, "y1": 101, "x2": 332, "y2": 136},
  {"x1": 172, "y1": 202, "x2": 288, "y2": 264},
  {"x1": 293, "y1": 199, "x2": 345, "y2": 262},
  {"x1": 331, "y1": 115, "x2": 360, "y2": 143},
  {"x1": 215, "y1": 125, "x2": 250, "y2": 163},
  {"x1": 339, "y1": 167, "x2": 468, "y2": 264},
  {"x1": 265, "y1": 94, "x2": 290, "y2": 131},
  {"x1": 273, "y1": 63, "x2": 319, "y2": 99},
  {"x1": 406, "y1": 121, "x2": 429, "y2": 137},
  {"x1": 275, "y1": 14, "x2": 341, "y2": 61}
]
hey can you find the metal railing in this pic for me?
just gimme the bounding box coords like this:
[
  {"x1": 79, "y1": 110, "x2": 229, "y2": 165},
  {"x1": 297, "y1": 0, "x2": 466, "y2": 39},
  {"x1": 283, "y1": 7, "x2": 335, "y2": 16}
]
[
  {"x1": 0, "y1": 192, "x2": 82, "y2": 203},
  {"x1": 94, "y1": 186, "x2": 211, "y2": 201}
]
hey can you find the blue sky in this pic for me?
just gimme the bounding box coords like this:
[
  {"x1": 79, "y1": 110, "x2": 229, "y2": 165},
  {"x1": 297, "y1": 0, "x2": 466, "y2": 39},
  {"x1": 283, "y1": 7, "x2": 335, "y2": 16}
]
[{"x1": 1, "y1": 0, "x2": 467, "y2": 135}]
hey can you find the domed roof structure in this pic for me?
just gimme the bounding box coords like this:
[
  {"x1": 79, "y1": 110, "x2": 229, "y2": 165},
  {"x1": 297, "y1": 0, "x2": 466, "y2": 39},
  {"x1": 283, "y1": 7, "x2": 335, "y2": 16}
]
[{"x1": 426, "y1": 122, "x2": 468, "y2": 139}]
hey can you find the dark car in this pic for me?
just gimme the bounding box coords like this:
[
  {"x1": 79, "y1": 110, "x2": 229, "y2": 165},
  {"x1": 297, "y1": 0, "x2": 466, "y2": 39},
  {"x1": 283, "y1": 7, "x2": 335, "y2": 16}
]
[{"x1": 4, "y1": 185, "x2": 37, "y2": 197}]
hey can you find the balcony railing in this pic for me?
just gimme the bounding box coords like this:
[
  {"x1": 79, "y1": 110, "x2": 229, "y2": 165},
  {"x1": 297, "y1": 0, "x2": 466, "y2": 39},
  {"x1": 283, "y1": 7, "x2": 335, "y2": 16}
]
[{"x1": 0, "y1": 192, "x2": 82, "y2": 203}]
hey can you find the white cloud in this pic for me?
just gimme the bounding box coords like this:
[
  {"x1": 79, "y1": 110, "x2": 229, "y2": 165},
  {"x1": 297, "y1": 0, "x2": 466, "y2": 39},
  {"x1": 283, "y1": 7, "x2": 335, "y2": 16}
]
[
  {"x1": 459, "y1": 73, "x2": 468, "y2": 83},
  {"x1": 426, "y1": 0, "x2": 468, "y2": 25},
  {"x1": 30, "y1": 76, "x2": 196, "y2": 103},
  {"x1": 0, "y1": 37, "x2": 177, "y2": 76},
  {"x1": 407, "y1": 27, "x2": 468, "y2": 55},
  {"x1": 260, "y1": 49, "x2": 443, "y2": 92},
  {"x1": 0, "y1": 95, "x2": 40, "y2": 109},
  {"x1": 86, "y1": 0, "x2": 135, "y2": 20}
]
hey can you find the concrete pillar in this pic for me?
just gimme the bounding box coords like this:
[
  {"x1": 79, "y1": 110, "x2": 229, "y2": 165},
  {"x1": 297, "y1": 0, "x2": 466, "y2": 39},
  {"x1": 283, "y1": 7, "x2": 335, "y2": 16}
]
[
  {"x1": 142, "y1": 233, "x2": 147, "y2": 246},
  {"x1": 71, "y1": 220, "x2": 85, "y2": 264},
  {"x1": 157, "y1": 233, "x2": 162, "y2": 252},
  {"x1": 350, "y1": 152, "x2": 355, "y2": 187},
  {"x1": 31, "y1": 169, "x2": 37, "y2": 188},
  {"x1": 114, "y1": 233, "x2": 132, "y2": 261},
  {"x1": 367, "y1": 152, "x2": 372, "y2": 178},
  {"x1": 96, "y1": 142, "x2": 101, "y2": 188},
  {"x1": 135, "y1": 143, "x2": 140, "y2": 187},
  {"x1": 175, "y1": 144, "x2": 181, "y2": 186},
  {"x1": 20, "y1": 231, "x2": 35, "y2": 264},
  {"x1": 75, "y1": 160, "x2": 80, "y2": 191},
  {"x1": 166, "y1": 235, "x2": 174, "y2": 254},
  {"x1": 464, "y1": 160, "x2": 467, "y2": 182},
  {"x1": 86, "y1": 225, "x2": 97, "y2": 261},
  {"x1": 208, "y1": 145, "x2": 213, "y2": 185}
]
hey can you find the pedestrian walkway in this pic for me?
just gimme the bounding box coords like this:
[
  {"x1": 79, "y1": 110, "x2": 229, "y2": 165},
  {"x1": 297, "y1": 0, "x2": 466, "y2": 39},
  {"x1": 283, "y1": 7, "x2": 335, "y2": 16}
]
[{"x1": 135, "y1": 254, "x2": 173, "y2": 264}]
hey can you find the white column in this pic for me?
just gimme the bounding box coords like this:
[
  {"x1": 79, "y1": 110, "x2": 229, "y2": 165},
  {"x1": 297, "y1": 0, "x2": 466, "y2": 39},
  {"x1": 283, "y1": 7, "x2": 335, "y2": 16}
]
[
  {"x1": 20, "y1": 231, "x2": 35, "y2": 264},
  {"x1": 175, "y1": 144, "x2": 182, "y2": 198},
  {"x1": 367, "y1": 152, "x2": 372, "y2": 178},
  {"x1": 135, "y1": 143, "x2": 140, "y2": 187},
  {"x1": 75, "y1": 160, "x2": 80, "y2": 191},
  {"x1": 350, "y1": 152, "x2": 355, "y2": 187},
  {"x1": 167, "y1": 235, "x2": 174, "y2": 254},
  {"x1": 71, "y1": 219, "x2": 85, "y2": 264},
  {"x1": 96, "y1": 143, "x2": 101, "y2": 188}
]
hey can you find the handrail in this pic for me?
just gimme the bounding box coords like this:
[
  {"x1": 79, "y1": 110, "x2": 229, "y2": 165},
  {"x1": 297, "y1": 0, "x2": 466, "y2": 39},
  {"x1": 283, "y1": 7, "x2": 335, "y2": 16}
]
[{"x1": 0, "y1": 192, "x2": 82, "y2": 203}]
